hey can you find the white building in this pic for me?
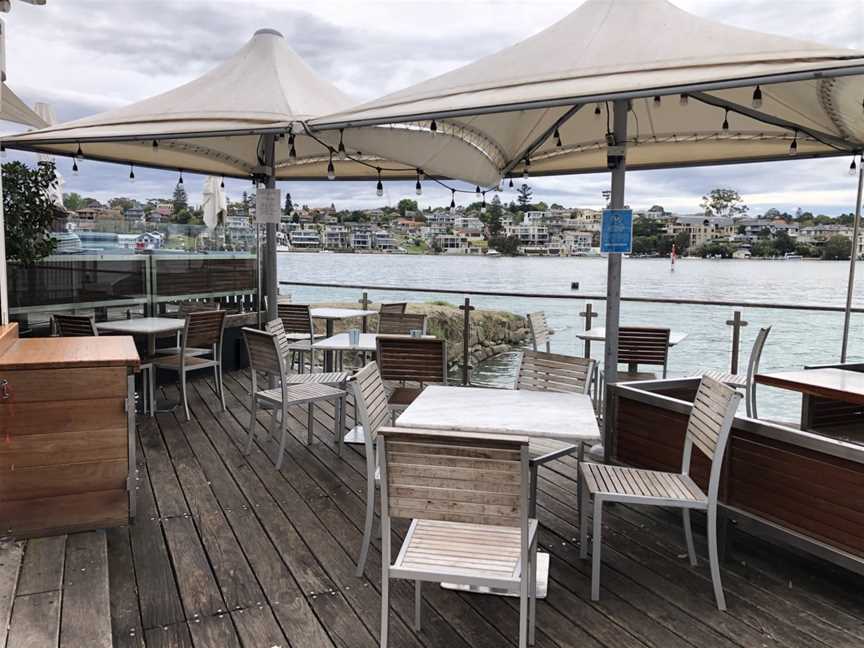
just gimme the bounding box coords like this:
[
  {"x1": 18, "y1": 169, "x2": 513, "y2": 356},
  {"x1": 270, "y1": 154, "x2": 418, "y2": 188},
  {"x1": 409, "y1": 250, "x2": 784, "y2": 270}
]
[
  {"x1": 324, "y1": 225, "x2": 349, "y2": 249},
  {"x1": 505, "y1": 224, "x2": 549, "y2": 246},
  {"x1": 289, "y1": 228, "x2": 321, "y2": 248}
]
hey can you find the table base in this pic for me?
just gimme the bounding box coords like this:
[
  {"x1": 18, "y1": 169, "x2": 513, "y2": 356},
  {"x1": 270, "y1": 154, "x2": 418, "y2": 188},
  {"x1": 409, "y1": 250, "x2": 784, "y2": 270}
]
[
  {"x1": 440, "y1": 552, "x2": 549, "y2": 599},
  {"x1": 343, "y1": 425, "x2": 367, "y2": 445}
]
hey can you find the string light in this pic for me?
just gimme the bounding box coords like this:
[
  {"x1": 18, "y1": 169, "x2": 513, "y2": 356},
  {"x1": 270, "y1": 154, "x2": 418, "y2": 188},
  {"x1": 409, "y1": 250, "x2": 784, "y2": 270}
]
[
  {"x1": 475, "y1": 185, "x2": 481, "y2": 199},
  {"x1": 430, "y1": 119, "x2": 437, "y2": 132},
  {"x1": 288, "y1": 132, "x2": 297, "y2": 159},
  {"x1": 450, "y1": 189, "x2": 456, "y2": 212},
  {"x1": 327, "y1": 149, "x2": 335, "y2": 180},
  {"x1": 554, "y1": 128, "x2": 562, "y2": 147},
  {"x1": 220, "y1": 176, "x2": 225, "y2": 189},
  {"x1": 337, "y1": 129, "x2": 347, "y2": 160},
  {"x1": 72, "y1": 159, "x2": 79, "y2": 175},
  {"x1": 522, "y1": 157, "x2": 530, "y2": 179},
  {"x1": 789, "y1": 130, "x2": 798, "y2": 156},
  {"x1": 75, "y1": 143, "x2": 83, "y2": 160},
  {"x1": 594, "y1": 104, "x2": 602, "y2": 118},
  {"x1": 129, "y1": 164, "x2": 135, "y2": 183},
  {"x1": 849, "y1": 155, "x2": 858, "y2": 176},
  {"x1": 178, "y1": 169, "x2": 184, "y2": 185},
  {"x1": 679, "y1": 94, "x2": 689, "y2": 106},
  {"x1": 418, "y1": 168, "x2": 425, "y2": 182},
  {"x1": 415, "y1": 172, "x2": 422, "y2": 196},
  {"x1": 721, "y1": 109, "x2": 729, "y2": 131},
  {"x1": 752, "y1": 85, "x2": 763, "y2": 109},
  {"x1": 375, "y1": 168, "x2": 383, "y2": 197},
  {"x1": 481, "y1": 192, "x2": 487, "y2": 214},
  {"x1": 508, "y1": 174, "x2": 514, "y2": 189},
  {"x1": 0, "y1": 144, "x2": 5, "y2": 158},
  {"x1": 152, "y1": 139, "x2": 159, "y2": 152},
  {"x1": 653, "y1": 95, "x2": 661, "y2": 107}
]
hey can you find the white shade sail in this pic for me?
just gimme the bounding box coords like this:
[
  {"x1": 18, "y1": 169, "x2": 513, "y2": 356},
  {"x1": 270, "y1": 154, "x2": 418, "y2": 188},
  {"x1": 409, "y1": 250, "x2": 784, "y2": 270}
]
[
  {"x1": 311, "y1": 0, "x2": 864, "y2": 177},
  {"x1": 1, "y1": 29, "x2": 501, "y2": 186},
  {"x1": 0, "y1": 82, "x2": 47, "y2": 128}
]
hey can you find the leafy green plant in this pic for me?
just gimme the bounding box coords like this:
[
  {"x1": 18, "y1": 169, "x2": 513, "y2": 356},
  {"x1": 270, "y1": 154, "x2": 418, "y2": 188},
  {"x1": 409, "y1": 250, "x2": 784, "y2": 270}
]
[{"x1": 3, "y1": 161, "x2": 59, "y2": 265}]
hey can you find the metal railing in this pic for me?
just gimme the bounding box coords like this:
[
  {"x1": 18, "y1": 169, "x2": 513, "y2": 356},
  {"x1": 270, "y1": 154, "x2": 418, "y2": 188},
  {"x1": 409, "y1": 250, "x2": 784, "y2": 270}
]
[{"x1": 280, "y1": 279, "x2": 863, "y2": 386}]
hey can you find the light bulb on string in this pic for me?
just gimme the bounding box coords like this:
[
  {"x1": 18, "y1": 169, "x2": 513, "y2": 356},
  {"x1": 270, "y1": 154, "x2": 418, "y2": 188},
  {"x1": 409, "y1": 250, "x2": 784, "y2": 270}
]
[
  {"x1": 327, "y1": 149, "x2": 335, "y2": 180},
  {"x1": 415, "y1": 178, "x2": 422, "y2": 196},
  {"x1": 594, "y1": 104, "x2": 602, "y2": 118},
  {"x1": 375, "y1": 168, "x2": 383, "y2": 197},
  {"x1": 418, "y1": 168, "x2": 425, "y2": 182},
  {"x1": 337, "y1": 129, "x2": 347, "y2": 160},
  {"x1": 475, "y1": 185, "x2": 481, "y2": 199},
  {"x1": 152, "y1": 139, "x2": 159, "y2": 152},
  {"x1": 75, "y1": 143, "x2": 83, "y2": 160},
  {"x1": 129, "y1": 164, "x2": 135, "y2": 183},
  {"x1": 752, "y1": 85, "x2": 763, "y2": 109},
  {"x1": 653, "y1": 95, "x2": 661, "y2": 107},
  {"x1": 679, "y1": 94, "x2": 689, "y2": 106},
  {"x1": 0, "y1": 144, "x2": 6, "y2": 159},
  {"x1": 508, "y1": 174, "x2": 514, "y2": 189},
  {"x1": 220, "y1": 176, "x2": 225, "y2": 189},
  {"x1": 288, "y1": 132, "x2": 296, "y2": 159},
  {"x1": 849, "y1": 156, "x2": 858, "y2": 176},
  {"x1": 430, "y1": 119, "x2": 437, "y2": 132},
  {"x1": 72, "y1": 159, "x2": 79, "y2": 176},
  {"x1": 450, "y1": 189, "x2": 456, "y2": 212},
  {"x1": 522, "y1": 158, "x2": 530, "y2": 179},
  {"x1": 789, "y1": 130, "x2": 798, "y2": 156},
  {"x1": 178, "y1": 169, "x2": 184, "y2": 185},
  {"x1": 554, "y1": 128, "x2": 562, "y2": 147},
  {"x1": 721, "y1": 109, "x2": 729, "y2": 131},
  {"x1": 481, "y1": 192, "x2": 487, "y2": 214}
]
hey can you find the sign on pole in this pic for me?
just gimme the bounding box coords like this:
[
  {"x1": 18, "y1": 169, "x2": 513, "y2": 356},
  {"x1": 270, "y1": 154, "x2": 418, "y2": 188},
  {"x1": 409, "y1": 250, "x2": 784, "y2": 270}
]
[
  {"x1": 600, "y1": 208, "x2": 633, "y2": 254},
  {"x1": 253, "y1": 187, "x2": 282, "y2": 224}
]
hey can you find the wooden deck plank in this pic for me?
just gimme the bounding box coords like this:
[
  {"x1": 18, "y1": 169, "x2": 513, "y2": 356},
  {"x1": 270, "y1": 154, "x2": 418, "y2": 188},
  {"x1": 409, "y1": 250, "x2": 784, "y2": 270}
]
[
  {"x1": 144, "y1": 622, "x2": 193, "y2": 648},
  {"x1": 15, "y1": 536, "x2": 65, "y2": 596},
  {"x1": 106, "y1": 527, "x2": 146, "y2": 648},
  {"x1": 59, "y1": 531, "x2": 111, "y2": 648},
  {"x1": 162, "y1": 515, "x2": 226, "y2": 620},
  {"x1": 6, "y1": 590, "x2": 60, "y2": 648},
  {"x1": 0, "y1": 541, "x2": 24, "y2": 648},
  {"x1": 187, "y1": 613, "x2": 242, "y2": 648},
  {"x1": 230, "y1": 605, "x2": 294, "y2": 648}
]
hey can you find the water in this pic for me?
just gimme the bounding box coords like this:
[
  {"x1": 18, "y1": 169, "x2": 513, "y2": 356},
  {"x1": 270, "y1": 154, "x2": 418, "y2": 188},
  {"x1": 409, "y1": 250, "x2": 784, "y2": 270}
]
[{"x1": 279, "y1": 252, "x2": 864, "y2": 421}]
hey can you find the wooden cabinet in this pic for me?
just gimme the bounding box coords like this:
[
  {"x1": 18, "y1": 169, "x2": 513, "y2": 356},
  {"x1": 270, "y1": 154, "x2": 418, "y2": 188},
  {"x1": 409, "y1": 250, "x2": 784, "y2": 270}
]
[{"x1": 0, "y1": 324, "x2": 139, "y2": 537}]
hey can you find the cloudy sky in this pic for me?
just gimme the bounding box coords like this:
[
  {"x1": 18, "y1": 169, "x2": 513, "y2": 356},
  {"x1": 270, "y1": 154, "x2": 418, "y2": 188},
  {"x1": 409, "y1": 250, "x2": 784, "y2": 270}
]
[{"x1": 3, "y1": 0, "x2": 864, "y2": 214}]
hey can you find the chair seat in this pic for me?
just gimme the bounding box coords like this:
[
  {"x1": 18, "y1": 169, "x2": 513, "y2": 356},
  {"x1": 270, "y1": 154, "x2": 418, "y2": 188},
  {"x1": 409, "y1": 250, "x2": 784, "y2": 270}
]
[
  {"x1": 392, "y1": 518, "x2": 538, "y2": 584},
  {"x1": 611, "y1": 370, "x2": 657, "y2": 382},
  {"x1": 529, "y1": 438, "x2": 580, "y2": 463},
  {"x1": 283, "y1": 371, "x2": 350, "y2": 386},
  {"x1": 387, "y1": 386, "x2": 422, "y2": 408},
  {"x1": 287, "y1": 339, "x2": 316, "y2": 351},
  {"x1": 154, "y1": 346, "x2": 211, "y2": 357},
  {"x1": 581, "y1": 463, "x2": 706, "y2": 505},
  {"x1": 699, "y1": 370, "x2": 746, "y2": 388},
  {"x1": 152, "y1": 354, "x2": 219, "y2": 370},
  {"x1": 284, "y1": 333, "x2": 326, "y2": 343},
  {"x1": 257, "y1": 382, "x2": 345, "y2": 408}
]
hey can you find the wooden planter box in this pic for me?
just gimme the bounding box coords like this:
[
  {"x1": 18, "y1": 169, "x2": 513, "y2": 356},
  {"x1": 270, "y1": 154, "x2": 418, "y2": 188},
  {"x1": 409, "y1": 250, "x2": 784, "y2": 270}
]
[
  {"x1": 0, "y1": 324, "x2": 139, "y2": 538},
  {"x1": 605, "y1": 376, "x2": 864, "y2": 575}
]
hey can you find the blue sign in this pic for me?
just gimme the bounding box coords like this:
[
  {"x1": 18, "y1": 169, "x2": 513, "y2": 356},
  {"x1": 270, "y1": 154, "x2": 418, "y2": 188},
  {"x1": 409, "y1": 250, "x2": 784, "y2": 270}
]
[{"x1": 600, "y1": 209, "x2": 633, "y2": 253}]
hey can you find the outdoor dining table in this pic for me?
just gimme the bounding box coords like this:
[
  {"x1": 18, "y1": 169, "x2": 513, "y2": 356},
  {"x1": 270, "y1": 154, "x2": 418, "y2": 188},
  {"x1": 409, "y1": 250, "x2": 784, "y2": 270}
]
[
  {"x1": 756, "y1": 368, "x2": 864, "y2": 440},
  {"x1": 310, "y1": 308, "x2": 377, "y2": 370},
  {"x1": 395, "y1": 384, "x2": 601, "y2": 598},
  {"x1": 96, "y1": 317, "x2": 185, "y2": 356},
  {"x1": 576, "y1": 326, "x2": 688, "y2": 346}
]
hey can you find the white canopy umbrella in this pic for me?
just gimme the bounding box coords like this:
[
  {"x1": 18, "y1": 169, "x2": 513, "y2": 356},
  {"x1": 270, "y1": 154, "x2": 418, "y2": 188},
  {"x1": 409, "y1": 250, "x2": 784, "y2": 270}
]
[
  {"x1": 311, "y1": 0, "x2": 864, "y2": 377},
  {"x1": 201, "y1": 176, "x2": 226, "y2": 230},
  {"x1": 1, "y1": 28, "x2": 501, "y2": 320}
]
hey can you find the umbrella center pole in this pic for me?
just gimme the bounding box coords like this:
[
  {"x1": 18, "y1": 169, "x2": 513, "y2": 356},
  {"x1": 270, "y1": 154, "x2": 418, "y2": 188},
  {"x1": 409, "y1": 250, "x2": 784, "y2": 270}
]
[
  {"x1": 262, "y1": 134, "x2": 279, "y2": 324},
  {"x1": 841, "y1": 163, "x2": 863, "y2": 363}
]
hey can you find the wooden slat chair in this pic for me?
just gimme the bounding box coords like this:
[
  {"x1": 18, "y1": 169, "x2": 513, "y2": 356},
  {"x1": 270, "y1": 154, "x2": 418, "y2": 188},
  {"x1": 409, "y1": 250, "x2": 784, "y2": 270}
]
[
  {"x1": 152, "y1": 310, "x2": 227, "y2": 420},
  {"x1": 376, "y1": 312, "x2": 427, "y2": 335},
  {"x1": 615, "y1": 326, "x2": 671, "y2": 381},
  {"x1": 157, "y1": 300, "x2": 222, "y2": 357},
  {"x1": 379, "y1": 302, "x2": 407, "y2": 315},
  {"x1": 375, "y1": 335, "x2": 446, "y2": 416},
  {"x1": 527, "y1": 311, "x2": 553, "y2": 352},
  {"x1": 517, "y1": 350, "x2": 596, "y2": 516},
  {"x1": 242, "y1": 327, "x2": 346, "y2": 469},
  {"x1": 699, "y1": 326, "x2": 771, "y2": 418},
  {"x1": 378, "y1": 426, "x2": 538, "y2": 648},
  {"x1": 350, "y1": 361, "x2": 393, "y2": 577},
  {"x1": 53, "y1": 314, "x2": 98, "y2": 337},
  {"x1": 277, "y1": 303, "x2": 324, "y2": 373},
  {"x1": 580, "y1": 375, "x2": 742, "y2": 610}
]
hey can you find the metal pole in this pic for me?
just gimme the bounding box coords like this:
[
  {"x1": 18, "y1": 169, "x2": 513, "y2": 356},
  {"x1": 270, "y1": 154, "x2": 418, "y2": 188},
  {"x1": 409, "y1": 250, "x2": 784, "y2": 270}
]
[
  {"x1": 459, "y1": 297, "x2": 475, "y2": 386},
  {"x1": 603, "y1": 100, "x2": 629, "y2": 388},
  {"x1": 580, "y1": 301, "x2": 596, "y2": 358},
  {"x1": 727, "y1": 309, "x2": 748, "y2": 374},
  {"x1": 841, "y1": 163, "x2": 863, "y2": 363},
  {"x1": 262, "y1": 134, "x2": 278, "y2": 323},
  {"x1": 0, "y1": 168, "x2": 8, "y2": 325}
]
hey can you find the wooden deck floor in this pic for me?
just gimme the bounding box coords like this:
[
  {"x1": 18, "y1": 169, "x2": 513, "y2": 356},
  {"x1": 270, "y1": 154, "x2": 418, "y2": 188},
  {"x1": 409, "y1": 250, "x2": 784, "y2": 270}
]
[{"x1": 3, "y1": 370, "x2": 864, "y2": 648}]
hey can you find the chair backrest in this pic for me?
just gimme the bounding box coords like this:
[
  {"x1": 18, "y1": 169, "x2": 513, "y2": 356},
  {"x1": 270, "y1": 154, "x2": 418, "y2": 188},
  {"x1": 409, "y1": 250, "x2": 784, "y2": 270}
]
[
  {"x1": 53, "y1": 314, "x2": 98, "y2": 337},
  {"x1": 517, "y1": 350, "x2": 594, "y2": 395},
  {"x1": 242, "y1": 327, "x2": 286, "y2": 383},
  {"x1": 177, "y1": 300, "x2": 220, "y2": 315},
  {"x1": 183, "y1": 310, "x2": 226, "y2": 354},
  {"x1": 379, "y1": 302, "x2": 407, "y2": 315},
  {"x1": 378, "y1": 426, "x2": 530, "y2": 528},
  {"x1": 376, "y1": 336, "x2": 447, "y2": 386},
  {"x1": 618, "y1": 327, "x2": 671, "y2": 373},
  {"x1": 377, "y1": 312, "x2": 427, "y2": 335},
  {"x1": 351, "y1": 362, "x2": 391, "y2": 444},
  {"x1": 744, "y1": 326, "x2": 771, "y2": 418},
  {"x1": 277, "y1": 303, "x2": 314, "y2": 338},
  {"x1": 264, "y1": 318, "x2": 291, "y2": 359},
  {"x1": 527, "y1": 312, "x2": 551, "y2": 352},
  {"x1": 682, "y1": 375, "x2": 742, "y2": 501}
]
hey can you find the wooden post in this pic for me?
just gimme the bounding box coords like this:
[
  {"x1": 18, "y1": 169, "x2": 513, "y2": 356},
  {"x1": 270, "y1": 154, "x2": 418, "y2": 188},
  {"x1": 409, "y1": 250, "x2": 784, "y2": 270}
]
[
  {"x1": 726, "y1": 309, "x2": 748, "y2": 374},
  {"x1": 458, "y1": 297, "x2": 475, "y2": 386},
  {"x1": 359, "y1": 291, "x2": 369, "y2": 333},
  {"x1": 579, "y1": 302, "x2": 597, "y2": 358}
]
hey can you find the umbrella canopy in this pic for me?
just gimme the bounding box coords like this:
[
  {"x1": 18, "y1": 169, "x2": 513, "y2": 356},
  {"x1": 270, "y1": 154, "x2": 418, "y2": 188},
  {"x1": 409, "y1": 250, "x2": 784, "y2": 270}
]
[
  {"x1": 201, "y1": 176, "x2": 226, "y2": 230},
  {"x1": 1, "y1": 29, "x2": 500, "y2": 186},
  {"x1": 0, "y1": 82, "x2": 47, "y2": 128},
  {"x1": 311, "y1": 0, "x2": 864, "y2": 176}
]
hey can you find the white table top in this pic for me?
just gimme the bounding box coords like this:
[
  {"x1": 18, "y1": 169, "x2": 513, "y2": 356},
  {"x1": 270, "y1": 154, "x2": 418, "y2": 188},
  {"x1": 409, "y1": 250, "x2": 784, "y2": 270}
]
[
  {"x1": 396, "y1": 385, "x2": 600, "y2": 443},
  {"x1": 576, "y1": 327, "x2": 688, "y2": 346},
  {"x1": 96, "y1": 317, "x2": 185, "y2": 335},
  {"x1": 310, "y1": 308, "x2": 377, "y2": 321},
  {"x1": 313, "y1": 332, "x2": 433, "y2": 352}
]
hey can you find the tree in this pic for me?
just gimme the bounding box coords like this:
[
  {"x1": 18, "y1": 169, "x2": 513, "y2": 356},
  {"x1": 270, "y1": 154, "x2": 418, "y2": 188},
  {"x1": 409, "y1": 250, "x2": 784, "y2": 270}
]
[
  {"x1": 488, "y1": 234, "x2": 521, "y2": 256},
  {"x1": 63, "y1": 192, "x2": 85, "y2": 211},
  {"x1": 822, "y1": 235, "x2": 852, "y2": 260},
  {"x1": 516, "y1": 184, "x2": 533, "y2": 212},
  {"x1": 397, "y1": 198, "x2": 418, "y2": 217},
  {"x1": 172, "y1": 183, "x2": 189, "y2": 213},
  {"x1": 674, "y1": 231, "x2": 691, "y2": 255},
  {"x1": 700, "y1": 188, "x2": 748, "y2": 219},
  {"x1": 772, "y1": 231, "x2": 797, "y2": 255},
  {"x1": 3, "y1": 161, "x2": 59, "y2": 265},
  {"x1": 486, "y1": 195, "x2": 504, "y2": 237},
  {"x1": 108, "y1": 196, "x2": 137, "y2": 211},
  {"x1": 283, "y1": 192, "x2": 293, "y2": 216}
]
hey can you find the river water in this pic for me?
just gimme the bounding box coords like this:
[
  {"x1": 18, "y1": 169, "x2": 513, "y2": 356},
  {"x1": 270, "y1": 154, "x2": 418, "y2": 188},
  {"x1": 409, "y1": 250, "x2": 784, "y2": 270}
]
[{"x1": 278, "y1": 252, "x2": 864, "y2": 421}]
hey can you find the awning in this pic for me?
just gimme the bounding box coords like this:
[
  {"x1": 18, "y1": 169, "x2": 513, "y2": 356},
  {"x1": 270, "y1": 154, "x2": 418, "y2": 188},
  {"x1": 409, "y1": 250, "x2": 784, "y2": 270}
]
[{"x1": 0, "y1": 83, "x2": 47, "y2": 128}]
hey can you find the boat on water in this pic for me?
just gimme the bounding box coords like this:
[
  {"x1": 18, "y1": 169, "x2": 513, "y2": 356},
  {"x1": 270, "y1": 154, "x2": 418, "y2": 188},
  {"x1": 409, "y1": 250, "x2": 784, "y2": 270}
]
[
  {"x1": 783, "y1": 252, "x2": 803, "y2": 261},
  {"x1": 486, "y1": 250, "x2": 502, "y2": 257}
]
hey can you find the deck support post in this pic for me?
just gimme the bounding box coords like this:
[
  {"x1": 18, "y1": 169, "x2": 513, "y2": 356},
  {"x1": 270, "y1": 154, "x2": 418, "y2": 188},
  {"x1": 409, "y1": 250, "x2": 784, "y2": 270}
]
[
  {"x1": 459, "y1": 296, "x2": 475, "y2": 386},
  {"x1": 841, "y1": 162, "x2": 863, "y2": 363},
  {"x1": 263, "y1": 133, "x2": 279, "y2": 324}
]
